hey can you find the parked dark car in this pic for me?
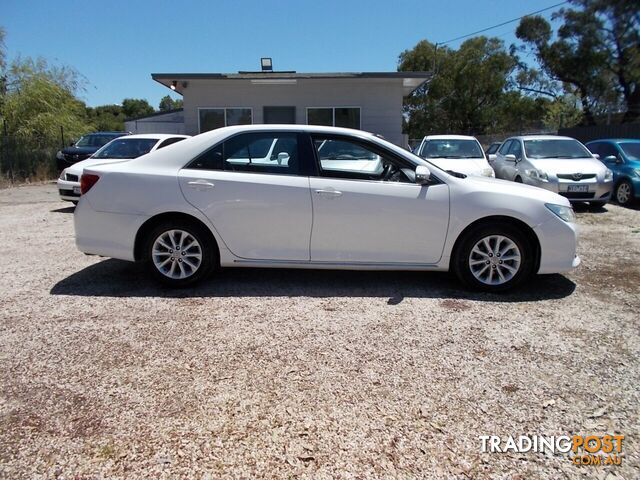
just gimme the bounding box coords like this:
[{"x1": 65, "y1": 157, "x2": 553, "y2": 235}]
[{"x1": 56, "y1": 132, "x2": 129, "y2": 171}]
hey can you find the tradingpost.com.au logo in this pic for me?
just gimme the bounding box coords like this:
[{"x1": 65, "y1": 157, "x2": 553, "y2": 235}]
[{"x1": 479, "y1": 434, "x2": 625, "y2": 466}]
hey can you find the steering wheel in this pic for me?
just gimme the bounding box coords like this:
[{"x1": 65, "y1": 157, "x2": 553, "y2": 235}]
[{"x1": 382, "y1": 163, "x2": 398, "y2": 181}]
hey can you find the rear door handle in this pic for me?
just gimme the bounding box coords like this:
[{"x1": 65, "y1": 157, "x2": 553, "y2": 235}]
[
  {"x1": 188, "y1": 180, "x2": 215, "y2": 190},
  {"x1": 315, "y1": 189, "x2": 342, "y2": 197}
]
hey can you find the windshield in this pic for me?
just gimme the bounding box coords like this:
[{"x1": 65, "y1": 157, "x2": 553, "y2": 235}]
[
  {"x1": 619, "y1": 142, "x2": 640, "y2": 160},
  {"x1": 76, "y1": 134, "x2": 119, "y2": 148},
  {"x1": 92, "y1": 138, "x2": 158, "y2": 159},
  {"x1": 421, "y1": 139, "x2": 484, "y2": 159},
  {"x1": 524, "y1": 139, "x2": 592, "y2": 159}
]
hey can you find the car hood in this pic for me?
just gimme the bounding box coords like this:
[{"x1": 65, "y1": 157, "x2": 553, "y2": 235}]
[
  {"x1": 61, "y1": 146, "x2": 99, "y2": 155},
  {"x1": 528, "y1": 157, "x2": 606, "y2": 174},
  {"x1": 65, "y1": 157, "x2": 131, "y2": 176},
  {"x1": 461, "y1": 174, "x2": 571, "y2": 206},
  {"x1": 426, "y1": 157, "x2": 490, "y2": 175}
]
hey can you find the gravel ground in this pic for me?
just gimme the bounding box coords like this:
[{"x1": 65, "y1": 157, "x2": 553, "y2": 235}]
[{"x1": 0, "y1": 183, "x2": 638, "y2": 479}]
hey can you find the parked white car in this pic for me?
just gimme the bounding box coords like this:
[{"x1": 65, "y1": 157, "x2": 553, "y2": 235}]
[
  {"x1": 492, "y1": 135, "x2": 613, "y2": 208},
  {"x1": 58, "y1": 134, "x2": 189, "y2": 202},
  {"x1": 414, "y1": 135, "x2": 495, "y2": 177},
  {"x1": 74, "y1": 125, "x2": 580, "y2": 291}
]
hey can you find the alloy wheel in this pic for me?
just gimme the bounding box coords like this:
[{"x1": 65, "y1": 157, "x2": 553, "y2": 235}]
[
  {"x1": 616, "y1": 182, "x2": 631, "y2": 205},
  {"x1": 468, "y1": 235, "x2": 521, "y2": 286},
  {"x1": 152, "y1": 229, "x2": 203, "y2": 279}
]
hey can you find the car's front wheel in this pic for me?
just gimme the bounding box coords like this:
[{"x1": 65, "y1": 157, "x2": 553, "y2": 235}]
[
  {"x1": 615, "y1": 179, "x2": 634, "y2": 206},
  {"x1": 454, "y1": 224, "x2": 534, "y2": 292},
  {"x1": 144, "y1": 221, "x2": 216, "y2": 287}
]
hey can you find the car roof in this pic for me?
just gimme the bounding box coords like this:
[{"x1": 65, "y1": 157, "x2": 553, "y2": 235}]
[
  {"x1": 424, "y1": 135, "x2": 478, "y2": 141},
  {"x1": 586, "y1": 138, "x2": 640, "y2": 144},
  {"x1": 509, "y1": 135, "x2": 575, "y2": 141},
  {"x1": 114, "y1": 134, "x2": 190, "y2": 140}
]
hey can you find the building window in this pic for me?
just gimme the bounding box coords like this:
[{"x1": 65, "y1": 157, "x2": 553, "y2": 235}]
[
  {"x1": 199, "y1": 108, "x2": 252, "y2": 133},
  {"x1": 307, "y1": 107, "x2": 360, "y2": 129}
]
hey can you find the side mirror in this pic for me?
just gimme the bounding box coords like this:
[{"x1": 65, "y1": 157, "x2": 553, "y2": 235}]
[
  {"x1": 604, "y1": 155, "x2": 618, "y2": 163},
  {"x1": 415, "y1": 165, "x2": 431, "y2": 184},
  {"x1": 505, "y1": 154, "x2": 517, "y2": 162},
  {"x1": 276, "y1": 152, "x2": 289, "y2": 164},
  {"x1": 592, "y1": 153, "x2": 600, "y2": 160}
]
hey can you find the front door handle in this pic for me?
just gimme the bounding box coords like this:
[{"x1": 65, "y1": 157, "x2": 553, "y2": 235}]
[
  {"x1": 315, "y1": 189, "x2": 342, "y2": 197},
  {"x1": 188, "y1": 180, "x2": 215, "y2": 190}
]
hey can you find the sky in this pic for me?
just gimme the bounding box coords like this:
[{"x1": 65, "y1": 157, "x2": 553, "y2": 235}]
[{"x1": 3, "y1": 0, "x2": 564, "y2": 108}]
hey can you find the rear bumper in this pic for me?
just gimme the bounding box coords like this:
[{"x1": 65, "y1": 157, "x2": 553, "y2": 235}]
[{"x1": 74, "y1": 197, "x2": 148, "y2": 262}]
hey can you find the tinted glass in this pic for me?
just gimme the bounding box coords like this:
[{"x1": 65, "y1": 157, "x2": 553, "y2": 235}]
[
  {"x1": 307, "y1": 108, "x2": 333, "y2": 126},
  {"x1": 226, "y1": 108, "x2": 252, "y2": 126},
  {"x1": 597, "y1": 143, "x2": 619, "y2": 159},
  {"x1": 199, "y1": 109, "x2": 225, "y2": 132},
  {"x1": 486, "y1": 143, "x2": 500, "y2": 154},
  {"x1": 314, "y1": 138, "x2": 383, "y2": 175},
  {"x1": 335, "y1": 108, "x2": 360, "y2": 129},
  {"x1": 187, "y1": 144, "x2": 223, "y2": 170},
  {"x1": 508, "y1": 140, "x2": 522, "y2": 159},
  {"x1": 156, "y1": 137, "x2": 186, "y2": 149},
  {"x1": 524, "y1": 139, "x2": 592, "y2": 159},
  {"x1": 620, "y1": 142, "x2": 640, "y2": 160},
  {"x1": 76, "y1": 134, "x2": 119, "y2": 147},
  {"x1": 224, "y1": 133, "x2": 299, "y2": 174},
  {"x1": 420, "y1": 139, "x2": 483, "y2": 158},
  {"x1": 93, "y1": 138, "x2": 157, "y2": 159},
  {"x1": 498, "y1": 140, "x2": 512, "y2": 155}
]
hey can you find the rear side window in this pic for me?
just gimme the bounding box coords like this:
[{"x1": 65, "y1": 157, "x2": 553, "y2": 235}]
[{"x1": 185, "y1": 132, "x2": 300, "y2": 175}]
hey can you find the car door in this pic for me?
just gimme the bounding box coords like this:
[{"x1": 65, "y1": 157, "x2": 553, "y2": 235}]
[
  {"x1": 308, "y1": 135, "x2": 449, "y2": 264},
  {"x1": 492, "y1": 140, "x2": 513, "y2": 179},
  {"x1": 178, "y1": 131, "x2": 313, "y2": 261},
  {"x1": 506, "y1": 140, "x2": 524, "y2": 180}
]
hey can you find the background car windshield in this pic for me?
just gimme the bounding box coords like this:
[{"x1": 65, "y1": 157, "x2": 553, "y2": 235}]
[
  {"x1": 620, "y1": 142, "x2": 640, "y2": 160},
  {"x1": 422, "y1": 140, "x2": 483, "y2": 158},
  {"x1": 76, "y1": 134, "x2": 118, "y2": 148},
  {"x1": 524, "y1": 139, "x2": 591, "y2": 159},
  {"x1": 93, "y1": 139, "x2": 157, "y2": 159}
]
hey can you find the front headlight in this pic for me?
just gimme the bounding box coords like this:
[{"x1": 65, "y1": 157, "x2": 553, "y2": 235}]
[
  {"x1": 56, "y1": 151, "x2": 64, "y2": 160},
  {"x1": 525, "y1": 169, "x2": 548, "y2": 182},
  {"x1": 59, "y1": 169, "x2": 66, "y2": 180},
  {"x1": 481, "y1": 167, "x2": 495, "y2": 177},
  {"x1": 604, "y1": 169, "x2": 613, "y2": 181},
  {"x1": 634, "y1": 169, "x2": 640, "y2": 178},
  {"x1": 546, "y1": 203, "x2": 576, "y2": 222}
]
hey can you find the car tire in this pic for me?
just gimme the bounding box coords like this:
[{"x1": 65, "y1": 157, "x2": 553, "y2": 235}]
[
  {"x1": 615, "y1": 179, "x2": 634, "y2": 206},
  {"x1": 143, "y1": 220, "x2": 217, "y2": 287},
  {"x1": 453, "y1": 223, "x2": 534, "y2": 292}
]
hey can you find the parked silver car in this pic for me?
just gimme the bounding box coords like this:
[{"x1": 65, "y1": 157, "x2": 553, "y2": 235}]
[{"x1": 492, "y1": 135, "x2": 613, "y2": 208}]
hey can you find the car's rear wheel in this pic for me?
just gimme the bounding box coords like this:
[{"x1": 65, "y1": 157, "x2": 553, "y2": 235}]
[
  {"x1": 454, "y1": 224, "x2": 534, "y2": 292},
  {"x1": 144, "y1": 221, "x2": 216, "y2": 287},
  {"x1": 615, "y1": 180, "x2": 634, "y2": 206}
]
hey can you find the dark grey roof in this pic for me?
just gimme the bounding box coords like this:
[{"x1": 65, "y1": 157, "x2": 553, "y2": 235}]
[{"x1": 152, "y1": 71, "x2": 431, "y2": 96}]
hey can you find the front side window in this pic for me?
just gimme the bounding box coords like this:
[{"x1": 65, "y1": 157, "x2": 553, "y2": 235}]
[
  {"x1": 224, "y1": 133, "x2": 299, "y2": 175},
  {"x1": 619, "y1": 142, "x2": 640, "y2": 160},
  {"x1": 313, "y1": 136, "x2": 413, "y2": 183},
  {"x1": 498, "y1": 140, "x2": 513, "y2": 155},
  {"x1": 92, "y1": 138, "x2": 158, "y2": 159},
  {"x1": 524, "y1": 139, "x2": 592, "y2": 159},
  {"x1": 508, "y1": 140, "x2": 522, "y2": 159},
  {"x1": 307, "y1": 107, "x2": 360, "y2": 129},
  {"x1": 199, "y1": 108, "x2": 252, "y2": 133},
  {"x1": 420, "y1": 139, "x2": 484, "y2": 159}
]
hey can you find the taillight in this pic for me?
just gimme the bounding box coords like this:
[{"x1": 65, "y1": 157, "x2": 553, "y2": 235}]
[{"x1": 80, "y1": 174, "x2": 100, "y2": 194}]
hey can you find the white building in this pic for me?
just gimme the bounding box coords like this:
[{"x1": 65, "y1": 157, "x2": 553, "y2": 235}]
[{"x1": 148, "y1": 69, "x2": 430, "y2": 147}]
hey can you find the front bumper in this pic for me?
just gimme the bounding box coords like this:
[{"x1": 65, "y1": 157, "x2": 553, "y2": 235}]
[
  {"x1": 523, "y1": 177, "x2": 613, "y2": 203},
  {"x1": 57, "y1": 178, "x2": 81, "y2": 202},
  {"x1": 534, "y1": 215, "x2": 580, "y2": 274}
]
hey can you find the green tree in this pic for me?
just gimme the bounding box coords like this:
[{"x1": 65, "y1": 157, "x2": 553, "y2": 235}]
[
  {"x1": 516, "y1": 0, "x2": 639, "y2": 124},
  {"x1": 159, "y1": 95, "x2": 183, "y2": 111},
  {"x1": 121, "y1": 98, "x2": 154, "y2": 119},
  {"x1": 398, "y1": 37, "x2": 543, "y2": 137},
  {"x1": 86, "y1": 104, "x2": 126, "y2": 131}
]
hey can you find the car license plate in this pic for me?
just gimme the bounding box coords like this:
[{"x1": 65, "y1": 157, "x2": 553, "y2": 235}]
[
  {"x1": 73, "y1": 186, "x2": 81, "y2": 194},
  {"x1": 567, "y1": 184, "x2": 588, "y2": 193}
]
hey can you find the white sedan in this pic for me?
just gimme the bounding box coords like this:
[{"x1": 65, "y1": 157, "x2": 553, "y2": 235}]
[
  {"x1": 57, "y1": 134, "x2": 189, "y2": 202},
  {"x1": 414, "y1": 135, "x2": 495, "y2": 177},
  {"x1": 74, "y1": 125, "x2": 580, "y2": 291}
]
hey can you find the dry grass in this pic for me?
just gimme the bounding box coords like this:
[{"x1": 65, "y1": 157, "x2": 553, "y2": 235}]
[{"x1": 0, "y1": 185, "x2": 638, "y2": 479}]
